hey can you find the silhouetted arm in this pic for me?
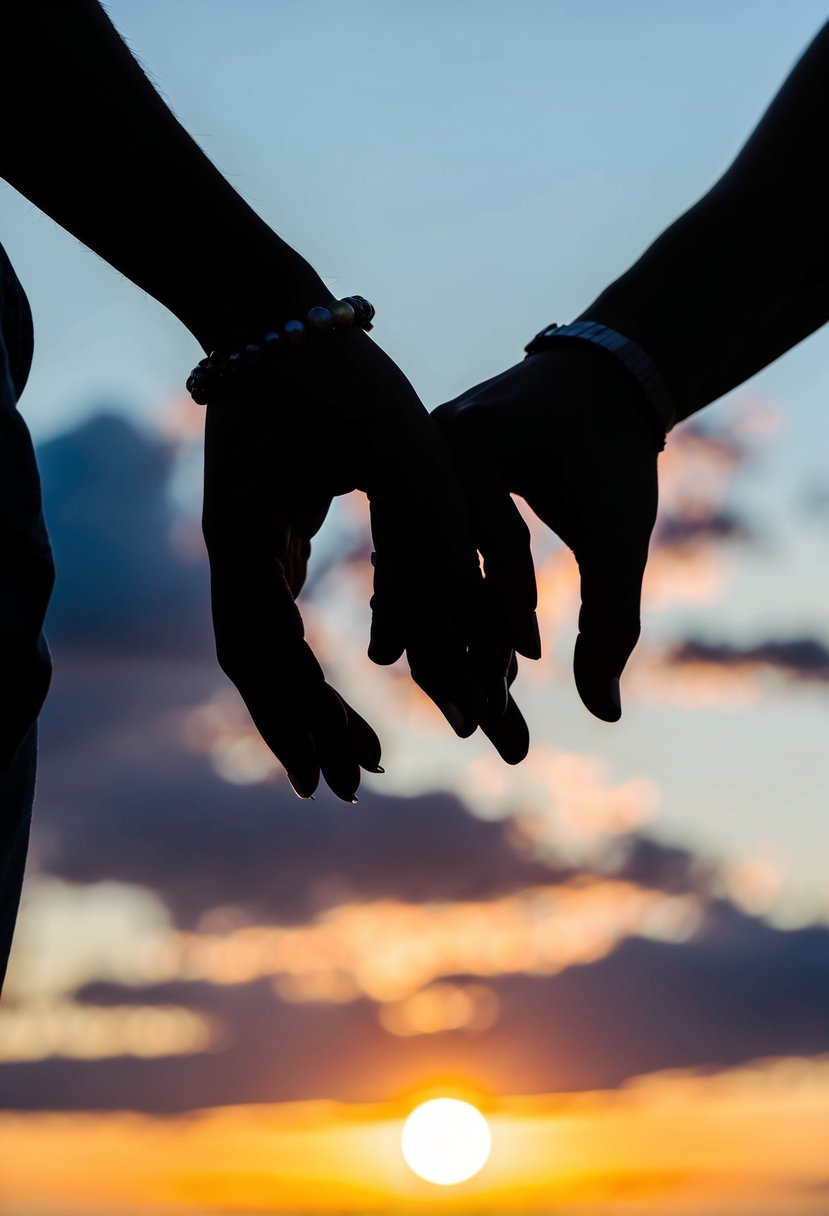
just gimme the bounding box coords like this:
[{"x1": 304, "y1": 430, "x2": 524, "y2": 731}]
[
  {"x1": 0, "y1": 0, "x2": 530, "y2": 793},
  {"x1": 579, "y1": 20, "x2": 829, "y2": 420},
  {"x1": 435, "y1": 22, "x2": 829, "y2": 725},
  {"x1": 0, "y1": 0, "x2": 326, "y2": 352}
]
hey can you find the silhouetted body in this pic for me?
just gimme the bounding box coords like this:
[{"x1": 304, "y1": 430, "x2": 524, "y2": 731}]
[{"x1": 0, "y1": 247, "x2": 53, "y2": 989}]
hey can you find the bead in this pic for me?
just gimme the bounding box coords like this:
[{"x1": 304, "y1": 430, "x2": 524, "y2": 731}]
[
  {"x1": 283, "y1": 319, "x2": 306, "y2": 345},
  {"x1": 330, "y1": 299, "x2": 356, "y2": 327},
  {"x1": 306, "y1": 306, "x2": 334, "y2": 331},
  {"x1": 342, "y1": 295, "x2": 373, "y2": 329},
  {"x1": 350, "y1": 295, "x2": 375, "y2": 326},
  {"x1": 185, "y1": 299, "x2": 372, "y2": 399}
]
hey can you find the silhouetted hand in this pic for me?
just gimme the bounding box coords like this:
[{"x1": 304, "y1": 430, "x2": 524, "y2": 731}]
[
  {"x1": 433, "y1": 343, "x2": 660, "y2": 722},
  {"x1": 203, "y1": 327, "x2": 529, "y2": 801}
]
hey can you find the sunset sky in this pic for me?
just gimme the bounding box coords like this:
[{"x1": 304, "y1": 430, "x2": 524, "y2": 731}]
[{"x1": 2, "y1": 3, "x2": 829, "y2": 1214}]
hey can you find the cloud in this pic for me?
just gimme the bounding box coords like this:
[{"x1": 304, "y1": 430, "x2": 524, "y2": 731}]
[
  {"x1": 3, "y1": 900, "x2": 829, "y2": 1112},
  {"x1": 665, "y1": 636, "x2": 829, "y2": 685},
  {"x1": 613, "y1": 834, "x2": 711, "y2": 894},
  {"x1": 38, "y1": 412, "x2": 212, "y2": 658},
  {"x1": 33, "y1": 662, "x2": 564, "y2": 926},
  {"x1": 32, "y1": 414, "x2": 579, "y2": 926},
  {"x1": 14, "y1": 406, "x2": 821, "y2": 1120},
  {"x1": 653, "y1": 508, "x2": 755, "y2": 552}
]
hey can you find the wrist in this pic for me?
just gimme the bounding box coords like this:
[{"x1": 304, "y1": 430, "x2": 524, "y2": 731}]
[
  {"x1": 178, "y1": 245, "x2": 334, "y2": 355},
  {"x1": 525, "y1": 316, "x2": 675, "y2": 449}
]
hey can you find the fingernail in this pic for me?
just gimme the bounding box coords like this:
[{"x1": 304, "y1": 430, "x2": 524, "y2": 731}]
[
  {"x1": 439, "y1": 702, "x2": 475, "y2": 738},
  {"x1": 609, "y1": 677, "x2": 622, "y2": 716},
  {"x1": 287, "y1": 772, "x2": 315, "y2": 799},
  {"x1": 367, "y1": 765, "x2": 385, "y2": 774},
  {"x1": 349, "y1": 795, "x2": 359, "y2": 805}
]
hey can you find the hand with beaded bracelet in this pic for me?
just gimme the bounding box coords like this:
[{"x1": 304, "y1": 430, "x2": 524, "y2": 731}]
[
  {"x1": 0, "y1": 1, "x2": 531, "y2": 800},
  {"x1": 195, "y1": 294, "x2": 533, "y2": 783},
  {"x1": 435, "y1": 21, "x2": 829, "y2": 723}
]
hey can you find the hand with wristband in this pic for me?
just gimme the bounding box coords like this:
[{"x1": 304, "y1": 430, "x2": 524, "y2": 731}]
[
  {"x1": 435, "y1": 19, "x2": 829, "y2": 721},
  {"x1": 434, "y1": 340, "x2": 660, "y2": 723}
]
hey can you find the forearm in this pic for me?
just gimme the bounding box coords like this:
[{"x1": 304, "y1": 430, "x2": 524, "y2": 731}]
[
  {"x1": 577, "y1": 22, "x2": 829, "y2": 422},
  {"x1": 0, "y1": 0, "x2": 328, "y2": 351}
]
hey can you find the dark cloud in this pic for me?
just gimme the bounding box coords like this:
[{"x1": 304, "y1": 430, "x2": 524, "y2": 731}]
[
  {"x1": 676, "y1": 420, "x2": 750, "y2": 466},
  {"x1": 34, "y1": 650, "x2": 721, "y2": 927},
  {"x1": 4, "y1": 901, "x2": 829, "y2": 1112},
  {"x1": 33, "y1": 659, "x2": 566, "y2": 925},
  {"x1": 653, "y1": 508, "x2": 755, "y2": 552},
  {"x1": 30, "y1": 411, "x2": 567, "y2": 922},
  {"x1": 666, "y1": 636, "x2": 829, "y2": 683},
  {"x1": 15, "y1": 412, "x2": 823, "y2": 1117},
  {"x1": 38, "y1": 412, "x2": 212, "y2": 658},
  {"x1": 612, "y1": 834, "x2": 712, "y2": 895}
]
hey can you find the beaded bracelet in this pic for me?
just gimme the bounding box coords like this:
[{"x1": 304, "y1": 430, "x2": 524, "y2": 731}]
[{"x1": 186, "y1": 294, "x2": 375, "y2": 404}]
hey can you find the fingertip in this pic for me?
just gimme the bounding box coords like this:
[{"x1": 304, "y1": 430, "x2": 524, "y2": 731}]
[
  {"x1": 574, "y1": 634, "x2": 624, "y2": 723},
  {"x1": 499, "y1": 732, "x2": 530, "y2": 765},
  {"x1": 480, "y1": 695, "x2": 530, "y2": 765},
  {"x1": 287, "y1": 769, "x2": 320, "y2": 799},
  {"x1": 513, "y1": 614, "x2": 542, "y2": 661},
  {"x1": 322, "y1": 766, "x2": 362, "y2": 803},
  {"x1": 439, "y1": 701, "x2": 478, "y2": 738},
  {"x1": 367, "y1": 637, "x2": 405, "y2": 666},
  {"x1": 576, "y1": 674, "x2": 622, "y2": 723}
]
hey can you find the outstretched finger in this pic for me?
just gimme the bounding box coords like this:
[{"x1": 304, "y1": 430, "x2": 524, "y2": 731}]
[
  {"x1": 204, "y1": 476, "x2": 371, "y2": 799},
  {"x1": 366, "y1": 469, "x2": 481, "y2": 739},
  {"x1": 367, "y1": 549, "x2": 407, "y2": 667},
  {"x1": 479, "y1": 690, "x2": 530, "y2": 765},
  {"x1": 435, "y1": 405, "x2": 540, "y2": 661},
  {"x1": 572, "y1": 522, "x2": 652, "y2": 722}
]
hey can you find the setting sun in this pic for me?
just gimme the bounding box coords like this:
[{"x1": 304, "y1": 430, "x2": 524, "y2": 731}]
[{"x1": 401, "y1": 1098, "x2": 492, "y2": 1185}]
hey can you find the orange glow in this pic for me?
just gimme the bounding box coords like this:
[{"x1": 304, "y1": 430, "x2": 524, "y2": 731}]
[
  {"x1": 2, "y1": 1057, "x2": 829, "y2": 1213},
  {"x1": 467, "y1": 747, "x2": 659, "y2": 855},
  {"x1": 379, "y1": 982, "x2": 500, "y2": 1036}
]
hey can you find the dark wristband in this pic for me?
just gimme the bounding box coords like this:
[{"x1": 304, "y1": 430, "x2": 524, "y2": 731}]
[{"x1": 524, "y1": 320, "x2": 676, "y2": 448}]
